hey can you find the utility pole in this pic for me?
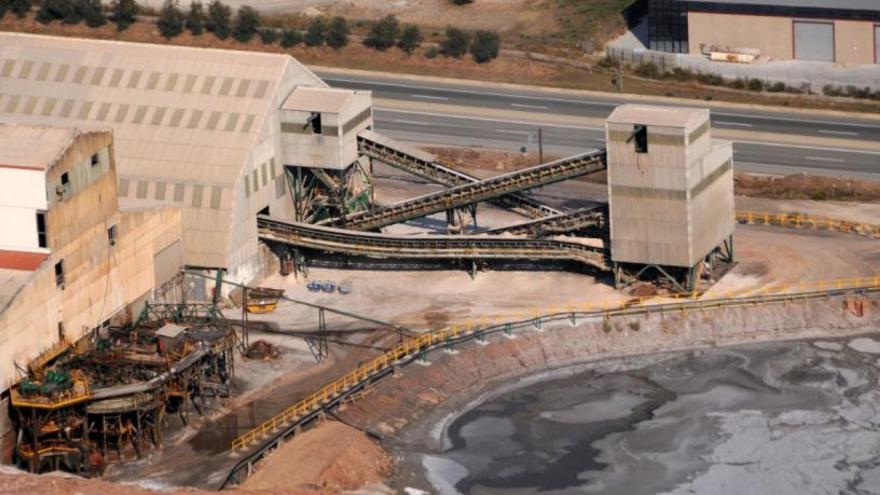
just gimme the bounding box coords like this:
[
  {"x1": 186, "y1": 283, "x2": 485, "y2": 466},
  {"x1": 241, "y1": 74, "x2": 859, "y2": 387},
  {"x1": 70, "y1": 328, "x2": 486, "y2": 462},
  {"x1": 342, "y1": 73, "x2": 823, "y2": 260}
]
[{"x1": 537, "y1": 127, "x2": 544, "y2": 164}]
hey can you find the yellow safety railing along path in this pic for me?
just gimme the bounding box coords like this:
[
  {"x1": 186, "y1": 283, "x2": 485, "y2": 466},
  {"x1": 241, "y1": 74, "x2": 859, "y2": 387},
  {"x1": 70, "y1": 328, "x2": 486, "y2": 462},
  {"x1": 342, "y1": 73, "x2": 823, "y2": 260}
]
[{"x1": 229, "y1": 275, "x2": 880, "y2": 452}]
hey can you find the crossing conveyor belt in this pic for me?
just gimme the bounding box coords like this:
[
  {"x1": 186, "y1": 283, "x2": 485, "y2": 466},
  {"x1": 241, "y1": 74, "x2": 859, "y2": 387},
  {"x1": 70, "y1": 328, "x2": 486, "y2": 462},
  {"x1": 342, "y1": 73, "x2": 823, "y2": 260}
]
[
  {"x1": 329, "y1": 144, "x2": 607, "y2": 231},
  {"x1": 485, "y1": 205, "x2": 609, "y2": 237},
  {"x1": 258, "y1": 216, "x2": 609, "y2": 272},
  {"x1": 358, "y1": 130, "x2": 562, "y2": 218}
]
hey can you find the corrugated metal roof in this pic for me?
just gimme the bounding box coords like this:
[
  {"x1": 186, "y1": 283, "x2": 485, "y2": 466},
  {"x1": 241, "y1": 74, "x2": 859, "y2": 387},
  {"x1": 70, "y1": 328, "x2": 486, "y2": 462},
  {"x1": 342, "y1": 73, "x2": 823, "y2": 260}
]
[
  {"x1": 0, "y1": 125, "x2": 76, "y2": 170},
  {"x1": 606, "y1": 104, "x2": 708, "y2": 128},
  {"x1": 281, "y1": 86, "x2": 353, "y2": 113},
  {"x1": 0, "y1": 33, "x2": 327, "y2": 270}
]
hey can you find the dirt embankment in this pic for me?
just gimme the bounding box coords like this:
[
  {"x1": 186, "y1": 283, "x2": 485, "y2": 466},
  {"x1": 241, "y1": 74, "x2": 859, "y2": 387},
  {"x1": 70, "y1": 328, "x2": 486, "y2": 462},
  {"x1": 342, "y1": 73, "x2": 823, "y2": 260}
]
[
  {"x1": 240, "y1": 421, "x2": 391, "y2": 493},
  {"x1": 338, "y1": 294, "x2": 880, "y2": 441}
]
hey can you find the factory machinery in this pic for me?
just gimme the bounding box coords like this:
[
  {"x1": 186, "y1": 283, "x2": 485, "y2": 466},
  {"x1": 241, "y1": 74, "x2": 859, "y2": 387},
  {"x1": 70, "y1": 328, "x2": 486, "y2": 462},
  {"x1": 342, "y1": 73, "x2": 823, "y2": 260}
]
[{"x1": 8, "y1": 303, "x2": 236, "y2": 475}]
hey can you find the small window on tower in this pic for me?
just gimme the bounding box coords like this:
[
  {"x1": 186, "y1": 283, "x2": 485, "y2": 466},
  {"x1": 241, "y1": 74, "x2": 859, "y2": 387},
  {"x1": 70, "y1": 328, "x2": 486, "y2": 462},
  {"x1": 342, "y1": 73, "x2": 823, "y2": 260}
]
[
  {"x1": 310, "y1": 112, "x2": 322, "y2": 134},
  {"x1": 36, "y1": 211, "x2": 47, "y2": 248},
  {"x1": 54, "y1": 260, "x2": 65, "y2": 288},
  {"x1": 108, "y1": 224, "x2": 117, "y2": 246},
  {"x1": 633, "y1": 124, "x2": 648, "y2": 154},
  {"x1": 91, "y1": 153, "x2": 100, "y2": 167}
]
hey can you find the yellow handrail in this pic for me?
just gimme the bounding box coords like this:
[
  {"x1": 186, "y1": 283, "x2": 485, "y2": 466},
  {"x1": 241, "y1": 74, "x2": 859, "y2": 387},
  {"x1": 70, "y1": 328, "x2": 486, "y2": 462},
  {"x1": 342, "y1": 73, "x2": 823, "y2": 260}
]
[
  {"x1": 735, "y1": 210, "x2": 880, "y2": 237},
  {"x1": 229, "y1": 275, "x2": 880, "y2": 451}
]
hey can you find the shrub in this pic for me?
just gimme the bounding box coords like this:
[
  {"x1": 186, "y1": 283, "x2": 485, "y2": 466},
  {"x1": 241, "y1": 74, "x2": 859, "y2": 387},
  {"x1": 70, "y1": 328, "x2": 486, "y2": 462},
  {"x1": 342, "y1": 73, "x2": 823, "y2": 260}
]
[
  {"x1": 397, "y1": 24, "x2": 422, "y2": 54},
  {"x1": 9, "y1": 0, "x2": 32, "y2": 18},
  {"x1": 233, "y1": 5, "x2": 260, "y2": 42},
  {"x1": 206, "y1": 0, "x2": 232, "y2": 39},
  {"x1": 844, "y1": 85, "x2": 872, "y2": 99},
  {"x1": 634, "y1": 62, "x2": 660, "y2": 79},
  {"x1": 37, "y1": 0, "x2": 77, "y2": 24},
  {"x1": 157, "y1": 0, "x2": 185, "y2": 38},
  {"x1": 729, "y1": 78, "x2": 746, "y2": 90},
  {"x1": 822, "y1": 84, "x2": 841, "y2": 97},
  {"x1": 602, "y1": 318, "x2": 613, "y2": 333},
  {"x1": 440, "y1": 26, "x2": 469, "y2": 58},
  {"x1": 280, "y1": 28, "x2": 302, "y2": 48},
  {"x1": 766, "y1": 81, "x2": 786, "y2": 93},
  {"x1": 667, "y1": 67, "x2": 693, "y2": 81},
  {"x1": 470, "y1": 30, "x2": 500, "y2": 63},
  {"x1": 364, "y1": 14, "x2": 399, "y2": 50},
  {"x1": 628, "y1": 320, "x2": 640, "y2": 332},
  {"x1": 425, "y1": 46, "x2": 439, "y2": 58},
  {"x1": 304, "y1": 16, "x2": 327, "y2": 46},
  {"x1": 81, "y1": 0, "x2": 106, "y2": 27},
  {"x1": 811, "y1": 190, "x2": 827, "y2": 201},
  {"x1": 327, "y1": 16, "x2": 349, "y2": 49},
  {"x1": 596, "y1": 56, "x2": 619, "y2": 69},
  {"x1": 185, "y1": 1, "x2": 206, "y2": 35},
  {"x1": 747, "y1": 78, "x2": 764, "y2": 91},
  {"x1": 110, "y1": 0, "x2": 139, "y2": 31},
  {"x1": 697, "y1": 73, "x2": 724, "y2": 86},
  {"x1": 258, "y1": 27, "x2": 278, "y2": 44}
]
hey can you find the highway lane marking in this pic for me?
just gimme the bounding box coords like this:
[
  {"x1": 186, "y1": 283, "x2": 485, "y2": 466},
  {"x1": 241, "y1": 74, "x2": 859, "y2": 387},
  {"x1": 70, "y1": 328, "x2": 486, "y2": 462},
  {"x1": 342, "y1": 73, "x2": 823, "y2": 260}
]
[
  {"x1": 375, "y1": 108, "x2": 606, "y2": 131},
  {"x1": 494, "y1": 129, "x2": 533, "y2": 135},
  {"x1": 390, "y1": 119, "x2": 432, "y2": 126},
  {"x1": 715, "y1": 121, "x2": 754, "y2": 127},
  {"x1": 326, "y1": 77, "x2": 618, "y2": 107},
  {"x1": 412, "y1": 94, "x2": 449, "y2": 101},
  {"x1": 713, "y1": 111, "x2": 880, "y2": 130},
  {"x1": 818, "y1": 129, "x2": 860, "y2": 137},
  {"x1": 511, "y1": 103, "x2": 549, "y2": 110},
  {"x1": 328, "y1": 77, "x2": 880, "y2": 131},
  {"x1": 732, "y1": 139, "x2": 880, "y2": 156},
  {"x1": 805, "y1": 156, "x2": 846, "y2": 163}
]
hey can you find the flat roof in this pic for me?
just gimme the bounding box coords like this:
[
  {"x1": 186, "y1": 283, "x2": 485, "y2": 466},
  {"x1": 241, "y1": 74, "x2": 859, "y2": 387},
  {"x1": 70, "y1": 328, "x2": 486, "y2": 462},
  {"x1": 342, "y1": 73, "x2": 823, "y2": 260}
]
[
  {"x1": 685, "y1": 0, "x2": 880, "y2": 12},
  {"x1": 606, "y1": 104, "x2": 708, "y2": 128},
  {"x1": 0, "y1": 125, "x2": 77, "y2": 171},
  {"x1": 281, "y1": 86, "x2": 355, "y2": 113}
]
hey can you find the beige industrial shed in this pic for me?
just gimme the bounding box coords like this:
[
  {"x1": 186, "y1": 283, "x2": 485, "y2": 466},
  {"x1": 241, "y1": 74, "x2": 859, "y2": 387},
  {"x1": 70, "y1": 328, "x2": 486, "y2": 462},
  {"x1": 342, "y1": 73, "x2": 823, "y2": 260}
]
[{"x1": 0, "y1": 33, "x2": 336, "y2": 283}]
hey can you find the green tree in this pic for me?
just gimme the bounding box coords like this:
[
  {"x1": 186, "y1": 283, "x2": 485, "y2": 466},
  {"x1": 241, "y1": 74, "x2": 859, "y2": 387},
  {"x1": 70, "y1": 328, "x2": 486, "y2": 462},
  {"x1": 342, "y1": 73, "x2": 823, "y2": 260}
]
[
  {"x1": 110, "y1": 0, "x2": 139, "y2": 31},
  {"x1": 232, "y1": 5, "x2": 260, "y2": 42},
  {"x1": 258, "y1": 27, "x2": 278, "y2": 44},
  {"x1": 397, "y1": 24, "x2": 421, "y2": 54},
  {"x1": 440, "y1": 26, "x2": 469, "y2": 58},
  {"x1": 157, "y1": 0, "x2": 185, "y2": 38},
  {"x1": 206, "y1": 0, "x2": 231, "y2": 39},
  {"x1": 470, "y1": 30, "x2": 499, "y2": 63},
  {"x1": 280, "y1": 28, "x2": 302, "y2": 48},
  {"x1": 9, "y1": 0, "x2": 32, "y2": 19},
  {"x1": 185, "y1": 1, "x2": 206, "y2": 35},
  {"x1": 37, "y1": 0, "x2": 75, "y2": 24},
  {"x1": 326, "y1": 16, "x2": 349, "y2": 49},
  {"x1": 80, "y1": 0, "x2": 106, "y2": 27},
  {"x1": 304, "y1": 16, "x2": 326, "y2": 46},
  {"x1": 364, "y1": 14, "x2": 399, "y2": 50}
]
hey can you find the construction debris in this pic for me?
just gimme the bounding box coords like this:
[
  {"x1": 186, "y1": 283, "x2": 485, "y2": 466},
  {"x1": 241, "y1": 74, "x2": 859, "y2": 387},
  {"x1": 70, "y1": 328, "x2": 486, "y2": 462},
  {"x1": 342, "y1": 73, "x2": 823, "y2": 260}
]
[{"x1": 246, "y1": 340, "x2": 281, "y2": 361}]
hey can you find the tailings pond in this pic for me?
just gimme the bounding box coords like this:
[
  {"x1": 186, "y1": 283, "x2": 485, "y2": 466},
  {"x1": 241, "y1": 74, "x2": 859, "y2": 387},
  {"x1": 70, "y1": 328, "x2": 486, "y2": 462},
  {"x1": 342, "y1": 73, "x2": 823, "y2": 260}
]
[{"x1": 398, "y1": 334, "x2": 880, "y2": 494}]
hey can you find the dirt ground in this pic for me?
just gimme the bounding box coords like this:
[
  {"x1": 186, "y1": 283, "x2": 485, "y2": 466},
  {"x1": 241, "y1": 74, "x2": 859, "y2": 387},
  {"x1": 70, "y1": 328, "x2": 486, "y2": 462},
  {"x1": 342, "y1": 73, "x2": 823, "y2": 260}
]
[
  {"x1": 240, "y1": 421, "x2": 391, "y2": 493},
  {"x1": 735, "y1": 173, "x2": 880, "y2": 202}
]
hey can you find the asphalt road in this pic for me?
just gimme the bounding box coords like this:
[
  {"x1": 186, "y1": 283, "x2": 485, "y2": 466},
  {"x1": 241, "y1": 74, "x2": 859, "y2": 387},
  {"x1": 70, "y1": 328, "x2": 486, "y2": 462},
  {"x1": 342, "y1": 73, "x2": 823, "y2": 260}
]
[{"x1": 320, "y1": 72, "x2": 880, "y2": 179}]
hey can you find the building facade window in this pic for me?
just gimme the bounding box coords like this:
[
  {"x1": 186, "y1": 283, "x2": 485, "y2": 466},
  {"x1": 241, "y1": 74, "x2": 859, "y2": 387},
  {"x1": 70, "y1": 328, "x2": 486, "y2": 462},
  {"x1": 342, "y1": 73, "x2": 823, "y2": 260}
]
[
  {"x1": 108, "y1": 224, "x2": 117, "y2": 246},
  {"x1": 54, "y1": 260, "x2": 65, "y2": 288},
  {"x1": 91, "y1": 153, "x2": 99, "y2": 166},
  {"x1": 36, "y1": 211, "x2": 47, "y2": 248},
  {"x1": 633, "y1": 125, "x2": 649, "y2": 153}
]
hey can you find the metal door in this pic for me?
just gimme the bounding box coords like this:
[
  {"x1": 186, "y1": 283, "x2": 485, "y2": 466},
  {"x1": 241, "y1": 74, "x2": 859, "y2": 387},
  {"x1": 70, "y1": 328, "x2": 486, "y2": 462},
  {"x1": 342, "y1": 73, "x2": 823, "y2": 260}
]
[{"x1": 794, "y1": 21, "x2": 834, "y2": 62}]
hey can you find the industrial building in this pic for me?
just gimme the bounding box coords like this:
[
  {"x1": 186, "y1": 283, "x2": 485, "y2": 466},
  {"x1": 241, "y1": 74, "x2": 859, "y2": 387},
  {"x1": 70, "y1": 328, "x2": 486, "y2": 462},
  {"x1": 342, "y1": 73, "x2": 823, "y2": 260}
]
[
  {"x1": 605, "y1": 104, "x2": 735, "y2": 290},
  {"x1": 648, "y1": 0, "x2": 880, "y2": 63},
  {"x1": 0, "y1": 124, "x2": 183, "y2": 461},
  {"x1": 0, "y1": 33, "x2": 373, "y2": 285}
]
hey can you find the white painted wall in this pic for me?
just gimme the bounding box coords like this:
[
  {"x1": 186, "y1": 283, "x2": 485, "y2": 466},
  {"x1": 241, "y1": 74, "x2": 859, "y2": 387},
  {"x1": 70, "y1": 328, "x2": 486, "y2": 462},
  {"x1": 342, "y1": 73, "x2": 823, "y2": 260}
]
[{"x1": 0, "y1": 167, "x2": 48, "y2": 252}]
